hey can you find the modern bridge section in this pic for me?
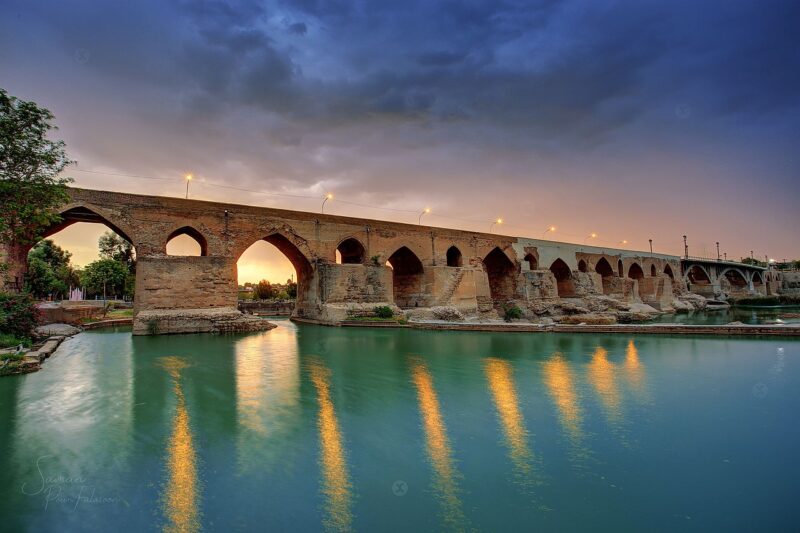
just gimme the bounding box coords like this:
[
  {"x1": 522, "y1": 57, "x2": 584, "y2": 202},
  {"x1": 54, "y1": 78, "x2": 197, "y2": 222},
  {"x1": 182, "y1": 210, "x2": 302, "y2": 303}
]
[
  {"x1": 680, "y1": 258, "x2": 767, "y2": 298},
  {"x1": 2, "y1": 188, "x2": 689, "y2": 334}
]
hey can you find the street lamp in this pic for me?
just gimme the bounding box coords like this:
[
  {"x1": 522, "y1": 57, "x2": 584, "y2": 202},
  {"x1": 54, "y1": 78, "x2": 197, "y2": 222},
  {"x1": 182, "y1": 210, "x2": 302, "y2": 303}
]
[
  {"x1": 489, "y1": 218, "x2": 503, "y2": 233},
  {"x1": 542, "y1": 225, "x2": 556, "y2": 238},
  {"x1": 184, "y1": 174, "x2": 192, "y2": 199},
  {"x1": 418, "y1": 207, "x2": 431, "y2": 225},
  {"x1": 321, "y1": 193, "x2": 333, "y2": 214},
  {"x1": 583, "y1": 232, "x2": 597, "y2": 244}
]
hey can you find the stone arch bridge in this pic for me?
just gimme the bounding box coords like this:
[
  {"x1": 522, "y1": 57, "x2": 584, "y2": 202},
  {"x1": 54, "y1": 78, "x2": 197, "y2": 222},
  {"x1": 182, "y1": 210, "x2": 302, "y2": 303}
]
[{"x1": 0, "y1": 188, "x2": 764, "y2": 334}]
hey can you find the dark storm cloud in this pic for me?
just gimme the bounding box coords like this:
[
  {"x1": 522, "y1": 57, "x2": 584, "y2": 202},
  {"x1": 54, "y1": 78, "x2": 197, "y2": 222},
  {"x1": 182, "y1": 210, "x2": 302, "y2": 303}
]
[{"x1": 1, "y1": 0, "x2": 798, "y2": 257}]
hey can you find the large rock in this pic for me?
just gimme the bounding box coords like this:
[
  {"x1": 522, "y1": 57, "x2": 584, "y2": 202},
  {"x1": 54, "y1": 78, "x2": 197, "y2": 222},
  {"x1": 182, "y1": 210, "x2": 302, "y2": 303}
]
[
  {"x1": 35, "y1": 323, "x2": 81, "y2": 337},
  {"x1": 429, "y1": 306, "x2": 465, "y2": 322},
  {"x1": 133, "y1": 307, "x2": 275, "y2": 335}
]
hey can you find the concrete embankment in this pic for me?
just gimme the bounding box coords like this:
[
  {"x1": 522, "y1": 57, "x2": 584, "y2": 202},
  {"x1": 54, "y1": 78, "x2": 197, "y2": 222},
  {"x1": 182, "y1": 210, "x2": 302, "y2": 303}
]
[
  {"x1": 295, "y1": 317, "x2": 800, "y2": 337},
  {"x1": 410, "y1": 322, "x2": 800, "y2": 337}
]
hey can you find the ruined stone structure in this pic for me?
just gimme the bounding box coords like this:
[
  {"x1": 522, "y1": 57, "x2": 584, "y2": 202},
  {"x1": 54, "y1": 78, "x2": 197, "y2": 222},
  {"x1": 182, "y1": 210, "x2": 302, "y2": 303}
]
[
  {"x1": 765, "y1": 269, "x2": 799, "y2": 296},
  {"x1": 0, "y1": 188, "x2": 767, "y2": 335}
]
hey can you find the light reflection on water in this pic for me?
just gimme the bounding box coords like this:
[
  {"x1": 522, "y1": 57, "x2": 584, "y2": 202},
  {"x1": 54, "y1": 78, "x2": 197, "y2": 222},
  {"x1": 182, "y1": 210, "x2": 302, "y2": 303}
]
[
  {"x1": 542, "y1": 352, "x2": 588, "y2": 457},
  {"x1": 234, "y1": 325, "x2": 301, "y2": 472},
  {"x1": 158, "y1": 356, "x2": 200, "y2": 533},
  {"x1": 484, "y1": 358, "x2": 535, "y2": 481},
  {"x1": 624, "y1": 339, "x2": 650, "y2": 403},
  {"x1": 587, "y1": 346, "x2": 624, "y2": 431},
  {"x1": 308, "y1": 358, "x2": 353, "y2": 533},
  {"x1": 410, "y1": 357, "x2": 469, "y2": 532}
]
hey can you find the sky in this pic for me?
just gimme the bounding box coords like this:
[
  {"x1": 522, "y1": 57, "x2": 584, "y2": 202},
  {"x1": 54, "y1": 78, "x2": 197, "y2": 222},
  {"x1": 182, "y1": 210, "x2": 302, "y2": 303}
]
[{"x1": 2, "y1": 0, "x2": 798, "y2": 282}]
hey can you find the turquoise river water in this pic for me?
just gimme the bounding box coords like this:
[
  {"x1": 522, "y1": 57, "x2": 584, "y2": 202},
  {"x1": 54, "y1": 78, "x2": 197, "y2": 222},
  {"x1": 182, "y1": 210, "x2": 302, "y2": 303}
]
[{"x1": 0, "y1": 321, "x2": 798, "y2": 532}]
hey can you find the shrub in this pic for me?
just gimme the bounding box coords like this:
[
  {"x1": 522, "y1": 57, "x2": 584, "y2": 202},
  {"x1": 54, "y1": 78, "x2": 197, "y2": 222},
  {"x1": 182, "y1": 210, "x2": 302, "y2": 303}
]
[
  {"x1": 370, "y1": 255, "x2": 381, "y2": 266},
  {"x1": 0, "y1": 292, "x2": 39, "y2": 340},
  {"x1": 431, "y1": 306, "x2": 465, "y2": 322},
  {"x1": 503, "y1": 304, "x2": 523, "y2": 322},
  {"x1": 374, "y1": 305, "x2": 394, "y2": 319}
]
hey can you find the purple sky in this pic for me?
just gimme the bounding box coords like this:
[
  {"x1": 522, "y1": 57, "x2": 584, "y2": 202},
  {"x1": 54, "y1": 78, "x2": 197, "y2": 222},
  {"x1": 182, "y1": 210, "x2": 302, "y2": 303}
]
[{"x1": 2, "y1": 0, "x2": 798, "y2": 279}]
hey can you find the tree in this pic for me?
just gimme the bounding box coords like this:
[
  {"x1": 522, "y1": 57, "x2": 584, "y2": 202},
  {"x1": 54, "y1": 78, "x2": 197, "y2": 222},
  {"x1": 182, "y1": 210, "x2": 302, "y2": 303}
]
[
  {"x1": 0, "y1": 88, "x2": 73, "y2": 246},
  {"x1": 741, "y1": 257, "x2": 766, "y2": 267},
  {"x1": 286, "y1": 278, "x2": 297, "y2": 299},
  {"x1": 25, "y1": 240, "x2": 76, "y2": 299},
  {"x1": 80, "y1": 259, "x2": 129, "y2": 299},
  {"x1": 98, "y1": 231, "x2": 135, "y2": 272},
  {"x1": 253, "y1": 279, "x2": 275, "y2": 300}
]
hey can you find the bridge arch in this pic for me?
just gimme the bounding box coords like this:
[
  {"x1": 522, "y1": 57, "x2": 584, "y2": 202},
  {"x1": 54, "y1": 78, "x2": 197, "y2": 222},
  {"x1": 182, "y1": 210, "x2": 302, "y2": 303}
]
[
  {"x1": 387, "y1": 246, "x2": 425, "y2": 308},
  {"x1": 595, "y1": 257, "x2": 614, "y2": 295},
  {"x1": 24, "y1": 204, "x2": 138, "y2": 299},
  {"x1": 237, "y1": 232, "x2": 315, "y2": 310},
  {"x1": 650, "y1": 264, "x2": 657, "y2": 277},
  {"x1": 721, "y1": 268, "x2": 747, "y2": 288},
  {"x1": 166, "y1": 226, "x2": 208, "y2": 257},
  {"x1": 750, "y1": 271, "x2": 764, "y2": 286},
  {"x1": 686, "y1": 264, "x2": 711, "y2": 285},
  {"x1": 664, "y1": 264, "x2": 675, "y2": 279},
  {"x1": 628, "y1": 262, "x2": 644, "y2": 280},
  {"x1": 524, "y1": 253, "x2": 538, "y2": 270},
  {"x1": 550, "y1": 258, "x2": 576, "y2": 298},
  {"x1": 336, "y1": 237, "x2": 366, "y2": 264},
  {"x1": 578, "y1": 259, "x2": 588, "y2": 273},
  {"x1": 42, "y1": 204, "x2": 136, "y2": 246},
  {"x1": 617, "y1": 259, "x2": 624, "y2": 277},
  {"x1": 483, "y1": 247, "x2": 517, "y2": 305},
  {"x1": 446, "y1": 246, "x2": 463, "y2": 267}
]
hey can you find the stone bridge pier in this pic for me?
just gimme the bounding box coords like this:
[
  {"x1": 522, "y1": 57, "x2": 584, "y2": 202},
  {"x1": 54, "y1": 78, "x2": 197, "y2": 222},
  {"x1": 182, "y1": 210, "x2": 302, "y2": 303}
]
[{"x1": 1, "y1": 188, "x2": 690, "y2": 334}]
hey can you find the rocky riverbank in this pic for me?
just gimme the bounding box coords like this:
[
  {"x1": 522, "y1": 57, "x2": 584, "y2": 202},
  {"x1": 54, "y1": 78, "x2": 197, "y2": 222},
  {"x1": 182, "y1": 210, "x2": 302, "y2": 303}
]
[{"x1": 0, "y1": 324, "x2": 81, "y2": 376}]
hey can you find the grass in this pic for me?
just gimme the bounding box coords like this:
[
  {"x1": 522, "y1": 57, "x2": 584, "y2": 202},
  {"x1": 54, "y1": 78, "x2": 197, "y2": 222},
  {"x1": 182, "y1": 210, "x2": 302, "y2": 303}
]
[
  {"x1": 80, "y1": 308, "x2": 135, "y2": 324},
  {"x1": 347, "y1": 316, "x2": 399, "y2": 322},
  {"x1": 0, "y1": 334, "x2": 32, "y2": 349}
]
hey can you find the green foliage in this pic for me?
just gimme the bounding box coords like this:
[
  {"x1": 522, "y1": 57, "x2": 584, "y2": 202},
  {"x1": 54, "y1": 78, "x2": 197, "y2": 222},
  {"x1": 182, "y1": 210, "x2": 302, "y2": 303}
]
[
  {"x1": 80, "y1": 259, "x2": 130, "y2": 298},
  {"x1": 286, "y1": 279, "x2": 298, "y2": 298},
  {"x1": 0, "y1": 333, "x2": 32, "y2": 349},
  {"x1": 740, "y1": 257, "x2": 766, "y2": 267},
  {"x1": 253, "y1": 279, "x2": 276, "y2": 300},
  {"x1": 374, "y1": 305, "x2": 394, "y2": 319},
  {"x1": 25, "y1": 239, "x2": 76, "y2": 298},
  {"x1": 0, "y1": 292, "x2": 39, "y2": 339},
  {"x1": 276, "y1": 291, "x2": 290, "y2": 300},
  {"x1": 503, "y1": 304, "x2": 523, "y2": 322},
  {"x1": 370, "y1": 255, "x2": 381, "y2": 266},
  {"x1": 0, "y1": 88, "x2": 73, "y2": 245},
  {"x1": 98, "y1": 231, "x2": 136, "y2": 271}
]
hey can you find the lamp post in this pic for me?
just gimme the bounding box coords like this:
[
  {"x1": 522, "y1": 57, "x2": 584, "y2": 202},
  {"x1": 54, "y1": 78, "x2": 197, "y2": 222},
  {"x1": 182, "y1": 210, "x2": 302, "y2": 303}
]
[
  {"x1": 649, "y1": 239, "x2": 653, "y2": 253},
  {"x1": 683, "y1": 235, "x2": 688, "y2": 259},
  {"x1": 489, "y1": 218, "x2": 503, "y2": 233},
  {"x1": 184, "y1": 174, "x2": 192, "y2": 199},
  {"x1": 418, "y1": 208, "x2": 431, "y2": 225},
  {"x1": 716, "y1": 242, "x2": 720, "y2": 261},
  {"x1": 321, "y1": 193, "x2": 333, "y2": 214},
  {"x1": 583, "y1": 232, "x2": 597, "y2": 244},
  {"x1": 542, "y1": 226, "x2": 556, "y2": 238}
]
